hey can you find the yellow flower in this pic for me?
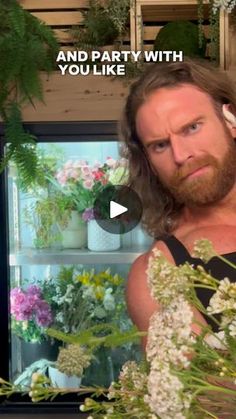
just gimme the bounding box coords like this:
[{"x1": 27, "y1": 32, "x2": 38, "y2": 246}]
[
  {"x1": 22, "y1": 320, "x2": 28, "y2": 330},
  {"x1": 94, "y1": 285, "x2": 105, "y2": 300}
]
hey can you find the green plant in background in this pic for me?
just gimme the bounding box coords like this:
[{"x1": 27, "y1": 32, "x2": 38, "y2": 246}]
[
  {"x1": 71, "y1": 0, "x2": 130, "y2": 51},
  {"x1": 154, "y1": 20, "x2": 207, "y2": 59},
  {"x1": 24, "y1": 194, "x2": 70, "y2": 248},
  {"x1": 197, "y1": 0, "x2": 220, "y2": 62},
  {"x1": 197, "y1": 0, "x2": 205, "y2": 49},
  {"x1": 42, "y1": 265, "x2": 131, "y2": 335},
  {"x1": 42, "y1": 265, "x2": 139, "y2": 386},
  {"x1": 72, "y1": 0, "x2": 119, "y2": 50},
  {"x1": 209, "y1": 0, "x2": 220, "y2": 62},
  {"x1": 0, "y1": 0, "x2": 59, "y2": 187},
  {"x1": 102, "y1": 0, "x2": 131, "y2": 37}
]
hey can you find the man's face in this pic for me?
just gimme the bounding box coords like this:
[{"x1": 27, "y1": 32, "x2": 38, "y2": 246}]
[{"x1": 135, "y1": 84, "x2": 236, "y2": 207}]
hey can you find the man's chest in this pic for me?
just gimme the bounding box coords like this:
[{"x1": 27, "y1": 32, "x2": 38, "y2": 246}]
[{"x1": 175, "y1": 224, "x2": 236, "y2": 255}]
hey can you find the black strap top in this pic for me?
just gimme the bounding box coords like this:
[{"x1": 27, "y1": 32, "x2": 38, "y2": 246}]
[{"x1": 160, "y1": 235, "x2": 236, "y2": 331}]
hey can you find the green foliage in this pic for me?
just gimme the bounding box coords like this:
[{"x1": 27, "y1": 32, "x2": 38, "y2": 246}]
[
  {"x1": 209, "y1": 0, "x2": 220, "y2": 62},
  {"x1": 154, "y1": 20, "x2": 207, "y2": 59},
  {"x1": 71, "y1": 0, "x2": 130, "y2": 51},
  {"x1": 1, "y1": 103, "x2": 39, "y2": 189},
  {"x1": 24, "y1": 193, "x2": 73, "y2": 248},
  {"x1": 102, "y1": 0, "x2": 130, "y2": 36},
  {"x1": 47, "y1": 324, "x2": 145, "y2": 350},
  {"x1": 0, "y1": 0, "x2": 59, "y2": 185}
]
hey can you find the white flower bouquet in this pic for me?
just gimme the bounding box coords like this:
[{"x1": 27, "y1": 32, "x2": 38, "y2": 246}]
[
  {"x1": 2, "y1": 240, "x2": 236, "y2": 418},
  {"x1": 80, "y1": 239, "x2": 236, "y2": 418}
]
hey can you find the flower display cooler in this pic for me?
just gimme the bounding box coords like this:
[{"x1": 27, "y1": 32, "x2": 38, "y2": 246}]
[{"x1": 0, "y1": 122, "x2": 152, "y2": 414}]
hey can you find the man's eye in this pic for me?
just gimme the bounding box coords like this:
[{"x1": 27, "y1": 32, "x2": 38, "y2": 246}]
[
  {"x1": 152, "y1": 141, "x2": 169, "y2": 153},
  {"x1": 187, "y1": 123, "x2": 200, "y2": 134}
]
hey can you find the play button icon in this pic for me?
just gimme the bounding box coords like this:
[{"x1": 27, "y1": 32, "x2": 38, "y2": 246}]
[
  {"x1": 110, "y1": 201, "x2": 127, "y2": 218},
  {"x1": 93, "y1": 185, "x2": 143, "y2": 234}
]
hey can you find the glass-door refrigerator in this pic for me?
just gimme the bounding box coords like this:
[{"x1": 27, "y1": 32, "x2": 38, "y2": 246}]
[{"x1": 0, "y1": 121, "x2": 152, "y2": 414}]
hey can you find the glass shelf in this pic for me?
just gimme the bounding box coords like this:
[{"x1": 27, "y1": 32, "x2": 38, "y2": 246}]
[{"x1": 9, "y1": 246, "x2": 146, "y2": 266}]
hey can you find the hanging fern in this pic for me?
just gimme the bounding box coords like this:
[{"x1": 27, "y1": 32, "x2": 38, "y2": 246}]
[
  {"x1": 0, "y1": 0, "x2": 59, "y2": 186},
  {"x1": 0, "y1": 103, "x2": 38, "y2": 188}
]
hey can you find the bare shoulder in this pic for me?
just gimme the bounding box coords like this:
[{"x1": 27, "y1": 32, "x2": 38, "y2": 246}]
[{"x1": 126, "y1": 239, "x2": 176, "y2": 339}]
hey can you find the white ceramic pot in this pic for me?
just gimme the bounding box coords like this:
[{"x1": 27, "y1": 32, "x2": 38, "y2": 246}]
[
  {"x1": 87, "y1": 220, "x2": 120, "y2": 251},
  {"x1": 61, "y1": 211, "x2": 87, "y2": 249},
  {"x1": 48, "y1": 366, "x2": 82, "y2": 388}
]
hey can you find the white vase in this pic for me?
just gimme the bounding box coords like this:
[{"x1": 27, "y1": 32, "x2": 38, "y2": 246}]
[
  {"x1": 87, "y1": 220, "x2": 120, "y2": 251},
  {"x1": 48, "y1": 366, "x2": 82, "y2": 388},
  {"x1": 61, "y1": 211, "x2": 87, "y2": 249}
]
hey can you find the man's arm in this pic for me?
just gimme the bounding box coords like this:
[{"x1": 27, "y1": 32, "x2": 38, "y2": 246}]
[
  {"x1": 126, "y1": 243, "x2": 207, "y2": 350},
  {"x1": 126, "y1": 252, "x2": 160, "y2": 350}
]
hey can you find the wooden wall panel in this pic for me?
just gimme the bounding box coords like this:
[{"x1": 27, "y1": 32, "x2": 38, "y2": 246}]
[
  {"x1": 31, "y1": 11, "x2": 84, "y2": 25},
  {"x1": 21, "y1": 73, "x2": 129, "y2": 122},
  {"x1": 20, "y1": 0, "x2": 89, "y2": 9}
]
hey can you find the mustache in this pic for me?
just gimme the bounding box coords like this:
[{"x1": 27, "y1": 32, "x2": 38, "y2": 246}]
[{"x1": 173, "y1": 156, "x2": 217, "y2": 181}]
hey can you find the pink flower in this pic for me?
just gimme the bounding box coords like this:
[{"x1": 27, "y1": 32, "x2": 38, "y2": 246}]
[
  {"x1": 93, "y1": 160, "x2": 103, "y2": 169},
  {"x1": 81, "y1": 166, "x2": 92, "y2": 178},
  {"x1": 83, "y1": 179, "x2": 94, "y2": 190},
  {"x1": 82, "y1": 208, "x2": 95, "y2": 222},
  {"x1": 10, "y1": 286, "x2": 53, "y2": 326},
  {"x1": 27, "y1": 285, "x2": 42, "y2": 297},
  {"x1": 56, "y1": 171, "x2": 68, "y2": 185},
  {"x1": 68, "y1": 169, "x2": 79, "y2": 180},
  {"x1": 106, "y1": 157, "x2": 117, "y2": 168},
  {"x1": 101, "y1": 177, "x2": 108, "y2": 186},
  {"x1": 93, "y1": 170, "x2": 105, "y2": 181},
  {"x1": 35, "y1": 300, "x2": 53, "y2": 327},
  {"x1": 73, "y1": 160, "x2": 88, "y2": 168},
  {"x1": 63, "y1": 160, "x2": 74, "y2": 169}
]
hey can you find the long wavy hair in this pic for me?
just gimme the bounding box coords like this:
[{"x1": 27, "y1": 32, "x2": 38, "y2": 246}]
[{"x1": 119, "y1": 59, "x2": 236, "y2": 238}]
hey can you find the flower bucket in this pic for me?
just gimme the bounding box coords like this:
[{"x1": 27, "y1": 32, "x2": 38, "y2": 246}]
[
  {"x1": 61, "y1": 211, "x2": 87, "y2": 249},
  {"x1": 87, "y1": 220, "x2": 120, "y2": 251},
  {"x1": 48, "y1": 366, "x2": 82, "y2": 388},
  {"x1": 21, "y1": 340, "x2": 59, "y2": 370}
]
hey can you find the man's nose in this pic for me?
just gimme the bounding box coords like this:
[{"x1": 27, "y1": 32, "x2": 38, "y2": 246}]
[{"x1": 170, "y1": 135, "x2": 194, "y2": 165}]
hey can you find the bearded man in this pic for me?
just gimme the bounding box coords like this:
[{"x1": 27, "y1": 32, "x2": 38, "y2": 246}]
[{"x1": 121, "y1": 59, "x2": 236, "y2": 348}]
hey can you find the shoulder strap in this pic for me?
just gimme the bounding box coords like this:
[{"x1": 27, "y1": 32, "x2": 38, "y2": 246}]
[{"x1": 161, "y1": 235, "x2": 193, "y2": 266}]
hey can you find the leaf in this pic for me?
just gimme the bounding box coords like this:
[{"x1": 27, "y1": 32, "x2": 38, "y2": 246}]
[{"x1": 47, "y1": 324, "x2": 145, "y2": 350}]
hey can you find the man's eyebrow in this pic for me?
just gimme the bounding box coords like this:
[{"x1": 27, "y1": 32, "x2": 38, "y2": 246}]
[{"x1": 144, "y1": 115, "x2": 205, "y2": 149}]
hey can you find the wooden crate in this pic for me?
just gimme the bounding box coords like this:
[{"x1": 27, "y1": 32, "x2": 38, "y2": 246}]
[
  {"x1": 20, "y1": 0, "x2": 90, "y2": 50},
  {"x1": 19, "y1": 0, "x2": 131, "y2": 122},
  {"x1": 20, "y1": 0, "x2": 132, "y2": 51},
  {"x1": 130, "y1": 0, "x2": 229, "y2": 69},
  {"x1": 227, "y1": 11, "x2": 236, "y2": 69}
]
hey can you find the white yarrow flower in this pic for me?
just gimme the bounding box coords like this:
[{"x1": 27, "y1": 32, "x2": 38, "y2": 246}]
[{"x1": 207, "y1": 278, "x2": 236, "y2": 314}]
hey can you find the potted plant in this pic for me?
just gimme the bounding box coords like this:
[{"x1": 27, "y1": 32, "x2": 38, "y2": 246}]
[
  {"x1": 10, "y1": 284, "x2": 57, "y2": 370},
  {"x1": 44, "y1": 156, "x2": 129, "y2": 251},
  {"x1": 78, "y1": 156, "x2": 129, "y2": 251},
  {"x1": 48, "y1": 344, "x2": 93, "y2": 388},
  {"x1": 44, "y1": 265, "x2": 134, "y2": 386}
]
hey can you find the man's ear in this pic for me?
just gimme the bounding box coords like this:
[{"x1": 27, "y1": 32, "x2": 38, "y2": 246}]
[{"x1": 222, "y1": 104, "x2": 236, "y2": 137}]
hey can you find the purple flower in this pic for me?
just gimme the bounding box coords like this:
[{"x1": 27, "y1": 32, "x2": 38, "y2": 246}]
[
  {"x1": 82, "y1": 208, "x2": 95, "y2": 222},
  {"x1": 27, "y1": 285, "x2": 42, "y2": 297},
  {"x1": 35, "y1": 300, "x2": 53, "y2": 327},
  {"x1": 10, "y1": 288, "x2": 32, "y2": 320},
  {"x1": 10, "y1": 285, "x2": 53, "y2": 327}
]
